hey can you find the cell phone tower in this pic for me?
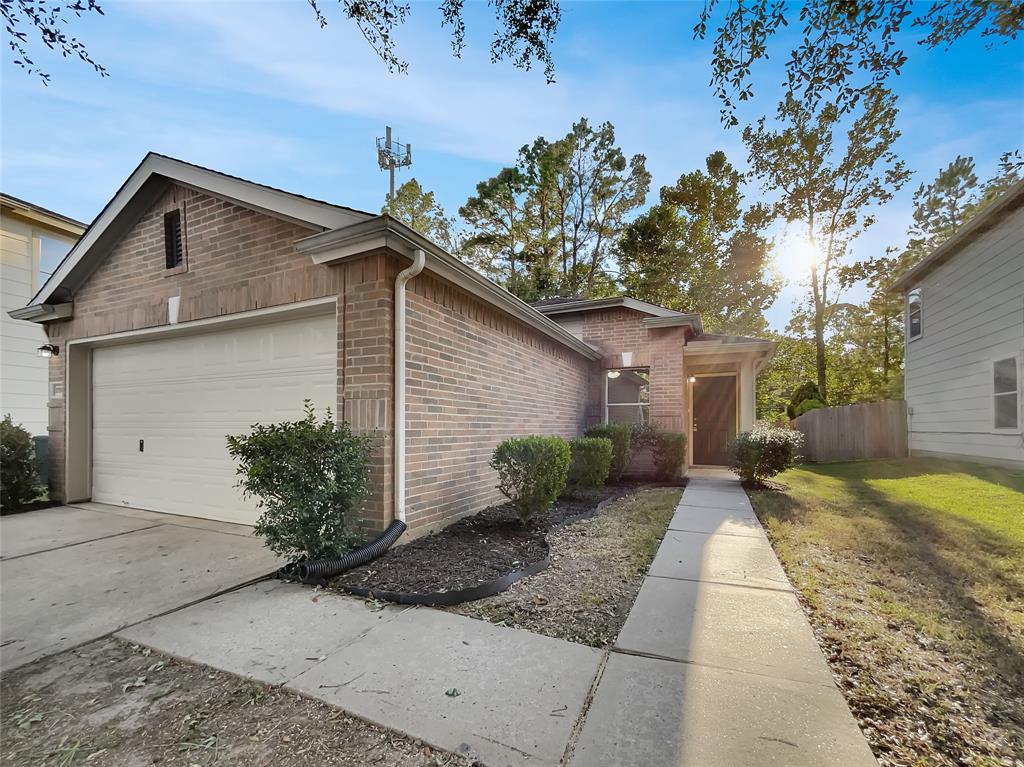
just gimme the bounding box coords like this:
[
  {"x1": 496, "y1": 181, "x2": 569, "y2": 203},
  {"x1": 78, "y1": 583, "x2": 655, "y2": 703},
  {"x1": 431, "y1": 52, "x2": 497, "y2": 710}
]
[{"x1": 377, "y1": 126, "x2": 412, "y2": 204}]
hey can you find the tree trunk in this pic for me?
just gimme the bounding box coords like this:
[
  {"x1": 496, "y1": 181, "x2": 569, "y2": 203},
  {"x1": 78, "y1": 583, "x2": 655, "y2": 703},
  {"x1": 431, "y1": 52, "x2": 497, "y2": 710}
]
[{"x1": 809, "y1": 257, "x2": 827, "y2": 402}]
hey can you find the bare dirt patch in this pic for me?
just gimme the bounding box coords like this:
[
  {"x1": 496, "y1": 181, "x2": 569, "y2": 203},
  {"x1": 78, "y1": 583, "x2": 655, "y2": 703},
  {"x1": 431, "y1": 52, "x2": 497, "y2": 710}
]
[
  {"x1": 1, "y1": 638, "x2": 473, "y2": 767},
  {"x1": 449, "y1": 487, "x2": 682, "y2": 647}
]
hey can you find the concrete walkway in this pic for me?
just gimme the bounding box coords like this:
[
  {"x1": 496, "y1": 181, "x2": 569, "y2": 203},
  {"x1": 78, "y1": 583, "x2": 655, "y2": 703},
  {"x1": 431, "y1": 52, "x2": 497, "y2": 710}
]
[
  {"x1": 569, "y1": 469, "x2": 877, "y2": 767},
  {"x1": 113, "y1": 472, "x2": 877, "y2": 767},
  {"x1": 118, "y1": 581, "x2": 602, "y2": 766},
  {"x1": 0, "y1": 503, "x2": 278, "y2": 672}
]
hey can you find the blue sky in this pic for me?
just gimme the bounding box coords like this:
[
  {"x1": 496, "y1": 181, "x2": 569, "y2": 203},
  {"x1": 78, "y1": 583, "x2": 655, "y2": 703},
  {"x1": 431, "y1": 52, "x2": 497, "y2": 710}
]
[{"x1": 2, "y1": 1, "x2": 1022, "y2": 329}]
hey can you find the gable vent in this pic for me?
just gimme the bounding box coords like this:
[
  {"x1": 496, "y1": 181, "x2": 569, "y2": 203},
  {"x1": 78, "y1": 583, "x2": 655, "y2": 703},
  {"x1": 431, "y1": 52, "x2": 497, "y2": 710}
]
[{"x1": 164, "y1": 209, "x2": 184, "y2": 269}]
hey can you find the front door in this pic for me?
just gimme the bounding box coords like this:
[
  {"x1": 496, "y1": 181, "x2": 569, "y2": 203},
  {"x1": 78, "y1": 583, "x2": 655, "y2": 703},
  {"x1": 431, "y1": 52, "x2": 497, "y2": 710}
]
[{"x1": 692, "y1": 375, "x2": 737, "y2": 465}]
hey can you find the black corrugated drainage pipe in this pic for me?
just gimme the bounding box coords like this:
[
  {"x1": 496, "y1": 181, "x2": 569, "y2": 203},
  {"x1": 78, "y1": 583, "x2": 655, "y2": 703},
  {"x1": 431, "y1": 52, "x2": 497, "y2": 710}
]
[{"x1": 297, "y1": 519, "x2": 407, "y2": 584}]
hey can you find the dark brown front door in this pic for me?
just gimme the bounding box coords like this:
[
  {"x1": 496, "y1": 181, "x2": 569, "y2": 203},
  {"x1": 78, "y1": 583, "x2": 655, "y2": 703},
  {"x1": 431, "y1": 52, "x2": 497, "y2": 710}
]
[{"x1": 692, "y1": 375, "x2": 737, "y2": 465}]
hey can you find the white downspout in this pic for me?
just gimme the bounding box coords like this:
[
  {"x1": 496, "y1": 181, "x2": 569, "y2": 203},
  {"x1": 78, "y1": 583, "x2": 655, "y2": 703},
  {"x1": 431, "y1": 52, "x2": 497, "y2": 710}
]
[{"x1": 394, "y1": 248, "x2": 426, "y2": 523}]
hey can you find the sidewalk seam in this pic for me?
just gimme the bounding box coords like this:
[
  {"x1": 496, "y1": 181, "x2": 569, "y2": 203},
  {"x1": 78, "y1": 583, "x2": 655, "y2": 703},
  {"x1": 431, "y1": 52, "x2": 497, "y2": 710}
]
[
  {"x1": 644, "y1": 572, "x2": 795, "y2": 594},
  {"x1": 1, "y1": 523, "x2": 166, "y2": 561},
  {"x1": 559, "y1": 649, "x2": 611, "y2": 766}
]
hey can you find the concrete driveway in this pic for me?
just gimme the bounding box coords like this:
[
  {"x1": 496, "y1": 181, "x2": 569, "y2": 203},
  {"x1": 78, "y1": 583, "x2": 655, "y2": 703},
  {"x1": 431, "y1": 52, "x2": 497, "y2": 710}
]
[{"x1": 0, "y1": 503, "x2": 279, "y2": 672}]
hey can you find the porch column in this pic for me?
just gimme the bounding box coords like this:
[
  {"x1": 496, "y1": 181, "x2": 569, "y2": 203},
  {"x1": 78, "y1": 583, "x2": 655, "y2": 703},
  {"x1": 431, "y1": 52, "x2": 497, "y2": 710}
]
[{"x1": 739, "y1": 357, "x2": 755, "y2": 432}]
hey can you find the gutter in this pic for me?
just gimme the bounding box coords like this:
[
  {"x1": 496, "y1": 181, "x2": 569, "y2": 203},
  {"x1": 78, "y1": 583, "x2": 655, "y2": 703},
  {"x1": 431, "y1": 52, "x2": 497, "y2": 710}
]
[
  {"x1": 8, "y1": 302, "x2": 73, "y2": 323},
  {"x1": 393, "y1": 248, "x2": 426, "y2": 523}
]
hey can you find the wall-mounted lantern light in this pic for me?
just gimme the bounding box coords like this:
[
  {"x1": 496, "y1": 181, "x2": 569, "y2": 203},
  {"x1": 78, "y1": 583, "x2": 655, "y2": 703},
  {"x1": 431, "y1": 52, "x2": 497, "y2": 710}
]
[
  {"x1": 607, "y1": 370, "x2": 621, "y2": 379},
  {"x1": 687, "y1": 376, "x2": 697, "y2": 383},
  {"x1": 37, "y1": 344, "x2": 59, "y2": 358}
]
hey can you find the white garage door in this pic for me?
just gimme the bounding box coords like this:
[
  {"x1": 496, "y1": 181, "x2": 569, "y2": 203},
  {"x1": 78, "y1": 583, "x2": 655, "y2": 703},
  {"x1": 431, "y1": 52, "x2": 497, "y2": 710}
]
[{"x1": 92, "y1": 313, "x2": 337, "y2": 525}]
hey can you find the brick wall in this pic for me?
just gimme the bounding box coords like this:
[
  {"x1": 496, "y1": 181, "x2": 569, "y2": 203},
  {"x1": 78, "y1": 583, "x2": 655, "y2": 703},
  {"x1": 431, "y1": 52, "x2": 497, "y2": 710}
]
[
  {"x1": 42, "y1": 184, "x2": 396, "y2": 526},
  {"x1": 581, "y1": 307, "x2": 688, "y2": 433},
  {"x1": 403, "y1": 273, "x2": 594, "y2": 533}
]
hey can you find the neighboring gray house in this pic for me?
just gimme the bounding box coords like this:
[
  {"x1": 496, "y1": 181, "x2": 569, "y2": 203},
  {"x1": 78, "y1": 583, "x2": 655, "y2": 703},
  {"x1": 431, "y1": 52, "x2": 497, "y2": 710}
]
[
  {"x1": 1, "y1": 195, "x2": 86, "y2": 435},
  {"x1": 892, "y1": 180, "x2": 1024, "y2": 469}
]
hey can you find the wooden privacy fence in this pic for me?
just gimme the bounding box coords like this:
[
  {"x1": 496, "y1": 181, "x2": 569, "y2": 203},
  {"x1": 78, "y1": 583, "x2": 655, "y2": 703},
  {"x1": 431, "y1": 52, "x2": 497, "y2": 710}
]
[{"x1": 792, "y1": 400, "x2": 908, "y2": 463}]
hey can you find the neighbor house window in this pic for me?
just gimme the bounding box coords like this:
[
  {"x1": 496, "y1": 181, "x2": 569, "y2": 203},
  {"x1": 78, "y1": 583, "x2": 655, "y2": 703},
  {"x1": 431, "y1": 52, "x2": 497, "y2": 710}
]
[
  {"x1": 164, "y1": 209, "x2": 184, "y2": 269},
  {"x1": 907, "y1": 288, "x2": 922, "y2": 340},
  {"x1": 36, "y1": 235, "x2": 72, "y2": 292},
  {"x1": 993, "y1": 357, "x2": 1019, "y2": 430},
  {"x1": 606, "y1": 368, "x2": 650, "y2": 424}
]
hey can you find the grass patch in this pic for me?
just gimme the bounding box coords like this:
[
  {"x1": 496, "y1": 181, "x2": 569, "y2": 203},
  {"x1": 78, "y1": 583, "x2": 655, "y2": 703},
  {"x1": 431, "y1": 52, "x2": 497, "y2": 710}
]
[{"x1": 746, "y1": 457, "x2": 1024, "y2": 766}]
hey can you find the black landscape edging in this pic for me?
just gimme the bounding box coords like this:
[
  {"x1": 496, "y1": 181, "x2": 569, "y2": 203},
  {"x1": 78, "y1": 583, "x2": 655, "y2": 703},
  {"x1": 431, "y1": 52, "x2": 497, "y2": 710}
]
[{"x1": 336, "y1": 545, "x2": 552, "y2": 606}]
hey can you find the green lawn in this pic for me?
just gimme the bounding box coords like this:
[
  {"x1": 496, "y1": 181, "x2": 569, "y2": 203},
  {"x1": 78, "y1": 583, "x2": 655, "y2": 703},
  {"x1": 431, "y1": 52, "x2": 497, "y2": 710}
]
[{"x1": 747, "y1": 458, "x2": 1024, "y2": 767}]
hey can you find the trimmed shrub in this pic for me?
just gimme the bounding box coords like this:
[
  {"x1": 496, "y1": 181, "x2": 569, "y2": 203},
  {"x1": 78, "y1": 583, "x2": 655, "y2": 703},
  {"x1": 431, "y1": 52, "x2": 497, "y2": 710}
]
[
  {"x1": 729, "y1": 424, "x2": 804, "y2": 484},
  {"x1": 629, "y1": 422, "x2": 661, "y2": 452},
  {"x1": 1, "y1": 415, "x2": 39, "y2": 513},
  {"x1": 786, "y1": 381, "x2": 823, "y2": 419},
  {"x1": 584, "y1": 423, "x2": 633, "y2": 482},
  {"x1": 794, "y1": 398, "x2": 826, "y2": 417},
  {"x1": 226, "y1": 401, "x2": 373, "y2": 561},
  {"x1": 490, "y1": 435, "x2": 571, "y2": 522},
  {"x1": 567, "y1": 437, "x2": 613, "y2": 492},
  {"x1": 653, "y1": 431, "x2": 687, "y2": 481}
]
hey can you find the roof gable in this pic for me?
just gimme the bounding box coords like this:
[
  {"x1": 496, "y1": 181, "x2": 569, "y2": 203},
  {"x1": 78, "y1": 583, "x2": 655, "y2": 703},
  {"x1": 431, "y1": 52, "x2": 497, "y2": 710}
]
[
  {"x1": 891, "y1": 179, "x2": 1024, "y2": 293},
  {"x1": 31, "y1": 153, "x2": 372, "y2": 305}
]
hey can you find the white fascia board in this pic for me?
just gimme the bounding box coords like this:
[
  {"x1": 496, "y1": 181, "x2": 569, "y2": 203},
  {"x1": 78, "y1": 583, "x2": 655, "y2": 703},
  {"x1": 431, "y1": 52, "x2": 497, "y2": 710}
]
[
  {"x1": 642, "y1": 314, "x2": 704, "y2": 333},
  {"x1": 684, "y1": 340, "x2": 778, "y2": 356},
  {"x1": 31, "y1": 153, "x2": 371, "y2": 306},
  {"x1": 537, "y1": 297, "x2": 682, "y2": 318},
  {"x1": 297, "y1": 217, "x2": 602, "y2": 361}
]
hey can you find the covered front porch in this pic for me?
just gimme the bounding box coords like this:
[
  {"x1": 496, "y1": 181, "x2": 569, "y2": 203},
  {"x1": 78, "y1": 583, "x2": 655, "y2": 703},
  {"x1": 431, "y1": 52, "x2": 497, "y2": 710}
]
[{"x1": 683, "y1": 335, "x2": 777, "y2": 467}]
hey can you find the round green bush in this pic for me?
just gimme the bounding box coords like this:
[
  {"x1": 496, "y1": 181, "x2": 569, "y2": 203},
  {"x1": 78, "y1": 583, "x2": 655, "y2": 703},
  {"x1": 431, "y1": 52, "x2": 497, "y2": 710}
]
[
  {"x1": 729, "y1": 424, "x2": 804, "y2": 484},
  {"x1": 794, "y1": 398, "x2": 826, "y2": 417},
  {"x1": 584, "y1": 423, "x2": 633, "y2": 482},
  {"x1": 653, "y1": 431, "x2": 687, "y2": 481},
  {"x1": 1, "y1": 414, "x2": 39, "y2": 513},
  {"x1": 226, "y1": 401, "x2": 373, "y2": 561},
  {"x1": 490, "y1": 435, "x2": 571, "y2": 522},
  {"x1": 567, "y1": 437, "x2": 613, "y2": 492},
  {"x1": 786, "y1": 381, "x2": 823, "y2": 419}
]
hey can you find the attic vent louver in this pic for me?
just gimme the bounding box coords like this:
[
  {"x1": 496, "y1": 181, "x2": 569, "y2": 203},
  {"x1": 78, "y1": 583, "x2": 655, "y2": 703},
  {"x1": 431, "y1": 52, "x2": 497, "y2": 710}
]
[{"x1": 164, "y1": 209, "x2": 184, "y2": 269}]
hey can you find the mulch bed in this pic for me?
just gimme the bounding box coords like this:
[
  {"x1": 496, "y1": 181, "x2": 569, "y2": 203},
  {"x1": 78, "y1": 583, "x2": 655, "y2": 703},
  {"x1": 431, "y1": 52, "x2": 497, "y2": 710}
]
[
  {"x1": 451, "y1": 486, "x2": 684, "y2": 646},
  {"x1": 332, "y1": 486, "x2": 631, "y2": 596}
]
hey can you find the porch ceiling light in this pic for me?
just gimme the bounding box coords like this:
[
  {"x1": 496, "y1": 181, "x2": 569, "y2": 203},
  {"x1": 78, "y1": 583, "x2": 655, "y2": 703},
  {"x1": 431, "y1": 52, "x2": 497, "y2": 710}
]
[
  {"x1": 37, "y1": 343, "x2": 58, "y2": 358},
  {"x1": 607, "y1": 370, "x2": 620, "y2": 379},
  {"x1": 688, "y1": 376, "x2": 697, "y2": 383}
]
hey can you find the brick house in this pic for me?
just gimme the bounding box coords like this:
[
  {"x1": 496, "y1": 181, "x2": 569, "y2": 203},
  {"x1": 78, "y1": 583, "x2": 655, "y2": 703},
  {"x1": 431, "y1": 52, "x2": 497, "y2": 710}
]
[{"x1": 11, "y1": 154, "x2": 776, "y2": 535}]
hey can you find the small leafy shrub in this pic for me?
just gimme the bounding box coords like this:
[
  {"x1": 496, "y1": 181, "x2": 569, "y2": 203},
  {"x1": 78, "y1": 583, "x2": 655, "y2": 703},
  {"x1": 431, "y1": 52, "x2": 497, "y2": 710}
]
[
  {"x1": 1, "y1": 415, "x2": 38, "y2": 513},
  {"x1": 567, "y1": 437, "x2": 613, "y2": 492},
  {"x1": 490, "y1": 436, "x2": 571, "y2": 522},
  {"x1": 786, "y1": 382, "x2": 823, "y2": 419},
  {"x1": 794, "y1": 398, "x2": 826, "y2": 417},
  {"x1": 226, "y1": 401, "x2": 373, "y2": 561},
  {"x1": 629, "y1": 422, "x2": 661, "y2": 452},
  {"x1": 653, "y1": 431, "x2": 687, "y2": 481},
  {"x1": 729, "y1": 424, "x2": 804, "y2": 484},
  {"x1": 584, "y1": 423, "x2": 633, "y2": 482}
]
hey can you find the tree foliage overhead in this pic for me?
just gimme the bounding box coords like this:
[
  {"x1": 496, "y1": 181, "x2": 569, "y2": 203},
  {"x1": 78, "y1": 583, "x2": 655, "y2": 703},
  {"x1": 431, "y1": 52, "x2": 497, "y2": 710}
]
[
  {"x1": 293, "y1": 0, "x2": 564, "y2": 82},
  {"x1": 382, "y1": 177, "x2": 458, "y2": 253},
  {"x1": 5, "y1": 0, "x2": 562, "y2": 83},
  {"x1": 744, "y1": 87, "x2": 911, "y2": 401},
  {"x1": 2, "y1": 0, "x2": 108, "y2": 84},
  {"x1": 460, "y1": 118, "x2": 650, "y2": 301},
  {"x1": 618, "y1": 151, "x2": 779, "y2": 335},
  {"x1": 695, "y1": 0, "x2": 1024, "y2": 125}
]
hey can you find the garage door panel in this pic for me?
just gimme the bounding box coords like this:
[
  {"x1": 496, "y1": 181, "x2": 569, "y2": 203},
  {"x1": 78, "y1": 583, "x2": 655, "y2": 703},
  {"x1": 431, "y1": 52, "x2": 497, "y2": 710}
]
[{"x1": 91, "y1": 314, "x2": 337, "y2": 525}]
